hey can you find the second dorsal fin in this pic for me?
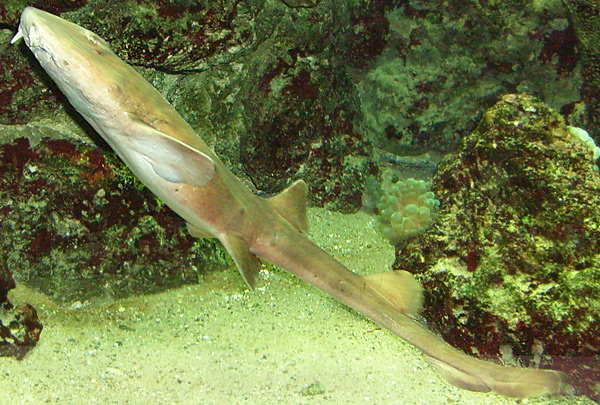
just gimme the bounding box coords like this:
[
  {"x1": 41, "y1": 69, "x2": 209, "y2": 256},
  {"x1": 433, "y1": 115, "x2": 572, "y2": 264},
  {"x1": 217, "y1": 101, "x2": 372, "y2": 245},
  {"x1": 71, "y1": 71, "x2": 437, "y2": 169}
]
[{"x1": 362, "y1": 270, "x2": 423, "y2": 315}]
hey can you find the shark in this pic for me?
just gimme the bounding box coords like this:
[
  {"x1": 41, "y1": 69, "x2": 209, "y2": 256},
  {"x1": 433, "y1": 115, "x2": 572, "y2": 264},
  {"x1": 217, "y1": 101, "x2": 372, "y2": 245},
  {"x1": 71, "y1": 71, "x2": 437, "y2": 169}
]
[{"x1": 12, "y1": 7, "x2": 570, "y2": 398}]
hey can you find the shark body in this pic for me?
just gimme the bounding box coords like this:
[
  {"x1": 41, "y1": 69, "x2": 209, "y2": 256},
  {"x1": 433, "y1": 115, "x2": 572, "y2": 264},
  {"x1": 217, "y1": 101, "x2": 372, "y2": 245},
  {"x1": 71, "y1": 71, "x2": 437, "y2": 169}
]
[{"x1": 13, "y1": 7, "x2": 569, "y2": 398}]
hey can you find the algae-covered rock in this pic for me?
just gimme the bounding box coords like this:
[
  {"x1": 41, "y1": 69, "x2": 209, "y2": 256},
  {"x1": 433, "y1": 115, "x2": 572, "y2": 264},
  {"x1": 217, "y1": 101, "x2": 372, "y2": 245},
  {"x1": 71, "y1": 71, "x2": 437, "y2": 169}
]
[
  {"x1": 2, "y1": 0, "x2": 384, "y2": 213},
  {"x1": 394, "y1": 94, "x2": 600, "y2": 400},
  {"x1": 0, "y1": 125, "x2": 230, "y2": 304},
  {"x1": 358, "y1": 0, "x2": 579, "y2": 154},
  {"x1": 1, "y1": 258, "x2": 42, "y2": 360},
  {"x1": 562, "y1": 0, "x2": 600, "y2": 138}
]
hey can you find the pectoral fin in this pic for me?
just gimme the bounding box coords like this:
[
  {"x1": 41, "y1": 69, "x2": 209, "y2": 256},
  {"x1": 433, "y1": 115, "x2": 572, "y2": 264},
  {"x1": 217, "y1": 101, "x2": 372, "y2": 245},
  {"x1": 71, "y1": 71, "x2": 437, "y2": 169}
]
[
  {"x1": 127, "y1": 113, "x2": 216, "y2": 188},
  {"x1": 221, "y1": 233, "x2": 262, "y2": 289}
]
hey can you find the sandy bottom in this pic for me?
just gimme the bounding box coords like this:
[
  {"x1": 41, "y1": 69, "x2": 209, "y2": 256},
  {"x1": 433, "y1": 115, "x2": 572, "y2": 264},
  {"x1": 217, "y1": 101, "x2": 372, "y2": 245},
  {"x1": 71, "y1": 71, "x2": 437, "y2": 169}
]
[{"x1": 1, "y1": 208, "x2": 592, "y2": 404}]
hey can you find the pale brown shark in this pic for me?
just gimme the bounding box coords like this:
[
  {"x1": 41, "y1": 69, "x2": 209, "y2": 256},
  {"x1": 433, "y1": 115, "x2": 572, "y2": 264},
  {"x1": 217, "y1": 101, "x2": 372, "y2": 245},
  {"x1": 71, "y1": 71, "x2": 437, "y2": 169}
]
[{"x1": 12, "y1": 7, "x2": 570, "y2": 398}]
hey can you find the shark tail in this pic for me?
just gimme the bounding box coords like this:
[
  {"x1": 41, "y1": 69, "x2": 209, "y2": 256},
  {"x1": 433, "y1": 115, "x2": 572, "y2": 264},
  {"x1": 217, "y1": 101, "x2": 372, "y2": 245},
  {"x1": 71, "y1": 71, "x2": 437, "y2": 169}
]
[
  {"x1": 361, "y1": 270, "x2": 571, "y2": 398},
  {"x1": 425, "y1": 353, "x2": 571, "y2": 398}
]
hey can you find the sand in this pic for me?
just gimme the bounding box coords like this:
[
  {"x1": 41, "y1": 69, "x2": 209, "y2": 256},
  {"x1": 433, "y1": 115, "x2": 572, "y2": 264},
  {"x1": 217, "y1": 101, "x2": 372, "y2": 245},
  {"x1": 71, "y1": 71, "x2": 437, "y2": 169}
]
[{"x1": 0, "y1": 208, "x2": 592, "y2": 404}]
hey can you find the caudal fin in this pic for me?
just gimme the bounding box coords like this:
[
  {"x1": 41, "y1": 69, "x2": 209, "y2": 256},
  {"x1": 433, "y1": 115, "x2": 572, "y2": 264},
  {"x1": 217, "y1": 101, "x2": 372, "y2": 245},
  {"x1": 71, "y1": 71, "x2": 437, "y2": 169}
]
[{"x1": 426, "y1": 349, "x2": 572, "y2": 397}]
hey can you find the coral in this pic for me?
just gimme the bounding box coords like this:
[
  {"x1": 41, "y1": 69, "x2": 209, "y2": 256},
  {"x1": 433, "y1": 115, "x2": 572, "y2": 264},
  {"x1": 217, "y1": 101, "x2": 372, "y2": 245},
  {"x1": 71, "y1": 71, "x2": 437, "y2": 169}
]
[
  {"x1": 68, "y1": 0, "x2": 270, "y2": 72},
  {"x1": 393, "y1": 94, "x2": 600, "y2": 401},
  {"x1": 342, "y1": 0, "x2": 389, "y2": 69},
  {"x1": 567, "y1": 125, "x2": 600, "y2": 163},
  {"x1": 376, "y1": 178, "x2": 439, "y2": 245},
  {"x1": 243, "y1": 52, "x2": 375, "y2": 212},
  {"x1": 280, "y1": 0, "x2": 321, "y2": 8},
  {"x1": 361, "y1": 175, "x2": 384, "y2": 213},
  {"x1": 0, "y1": 29, "x2": 63, "y2": 125}
]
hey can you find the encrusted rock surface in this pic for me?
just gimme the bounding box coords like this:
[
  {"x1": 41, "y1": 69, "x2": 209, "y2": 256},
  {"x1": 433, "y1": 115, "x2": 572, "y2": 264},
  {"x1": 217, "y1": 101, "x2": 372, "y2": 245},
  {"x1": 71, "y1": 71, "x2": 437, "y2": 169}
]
[
  {"x1": 1, "y1": 259, "x2": 42, "y2": 360},
  {"x1": 0, "y1": 126, "x2": 230, "y2": 303},
  {"x1": 394, "y1": 94, "x2": 600, "y2": 400},
  {"x1": 1, "y1": 0, "x2": 386, "y2": 212}
]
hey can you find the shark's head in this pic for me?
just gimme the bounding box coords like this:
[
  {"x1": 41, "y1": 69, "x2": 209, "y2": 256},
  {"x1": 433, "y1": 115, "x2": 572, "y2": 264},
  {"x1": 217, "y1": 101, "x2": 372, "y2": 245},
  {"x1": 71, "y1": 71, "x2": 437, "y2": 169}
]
[
  {"x1": 14, "y1": 7, "x2": 110, "y2": 60},
  {"x1": 12, "y1": 7, "x2": 137, "y2": 121},
  {"x1": 13, "y1": 6, "x2": 208, "y2": 153}
]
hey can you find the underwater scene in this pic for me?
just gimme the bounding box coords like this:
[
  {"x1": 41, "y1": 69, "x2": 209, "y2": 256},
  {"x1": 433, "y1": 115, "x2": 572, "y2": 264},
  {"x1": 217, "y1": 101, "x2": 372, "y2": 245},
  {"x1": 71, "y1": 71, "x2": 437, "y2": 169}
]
[{"x1": 0, "y1": 1, "x2": 598, "y2": 404}]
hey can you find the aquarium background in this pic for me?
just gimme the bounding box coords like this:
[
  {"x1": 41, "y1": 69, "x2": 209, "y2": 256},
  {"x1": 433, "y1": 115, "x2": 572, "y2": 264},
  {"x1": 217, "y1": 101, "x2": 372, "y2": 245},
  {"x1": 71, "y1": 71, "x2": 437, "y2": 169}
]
[{"x1": 0, "y1": 1, "x2": 598, "y2": 403}]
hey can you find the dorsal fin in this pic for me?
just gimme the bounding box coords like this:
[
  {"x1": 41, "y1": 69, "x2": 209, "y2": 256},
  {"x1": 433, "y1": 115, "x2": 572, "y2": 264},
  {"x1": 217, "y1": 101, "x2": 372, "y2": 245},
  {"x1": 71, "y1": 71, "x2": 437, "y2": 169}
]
[
  {"x1": 266, "y1": 179, "x2": 309, "y2": 233},
  {"x1": 362, "y1": 270, "x2": 423, "y2": 315}
]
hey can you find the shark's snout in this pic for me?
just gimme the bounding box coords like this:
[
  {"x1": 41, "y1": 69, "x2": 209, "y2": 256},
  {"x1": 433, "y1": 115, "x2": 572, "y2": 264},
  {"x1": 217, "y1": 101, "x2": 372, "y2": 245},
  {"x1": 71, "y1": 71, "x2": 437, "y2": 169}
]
[{"x1": 20, "y1": 6, "x2": 54, "y2": 29}]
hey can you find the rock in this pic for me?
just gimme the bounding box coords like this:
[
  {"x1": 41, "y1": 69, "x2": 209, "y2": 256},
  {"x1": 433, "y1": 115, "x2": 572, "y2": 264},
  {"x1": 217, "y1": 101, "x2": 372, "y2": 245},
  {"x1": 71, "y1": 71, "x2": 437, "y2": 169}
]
[
  {"x1": 394, "y1": 94, "x2": 600, "y2": 400},
  {"x1": 0, "y1": 259, "x2": 43, "y2": 360},
  {"x1": 0, "y1": 127, "x2": 230, "y2": 303}
]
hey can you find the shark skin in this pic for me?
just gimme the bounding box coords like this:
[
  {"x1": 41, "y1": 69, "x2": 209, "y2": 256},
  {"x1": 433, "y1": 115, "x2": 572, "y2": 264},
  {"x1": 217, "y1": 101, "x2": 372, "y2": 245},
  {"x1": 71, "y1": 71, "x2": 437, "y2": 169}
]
[{"x1": 13, "y1": 7, "x2": 570, "y2": 398}]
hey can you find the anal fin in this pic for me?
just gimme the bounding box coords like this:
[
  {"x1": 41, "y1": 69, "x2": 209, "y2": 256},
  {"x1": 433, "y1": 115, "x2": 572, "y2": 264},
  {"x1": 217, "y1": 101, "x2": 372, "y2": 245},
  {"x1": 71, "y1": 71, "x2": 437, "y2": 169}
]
[{"x1": 221, "y1": 233, "x2": 262, "y2": 289}]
